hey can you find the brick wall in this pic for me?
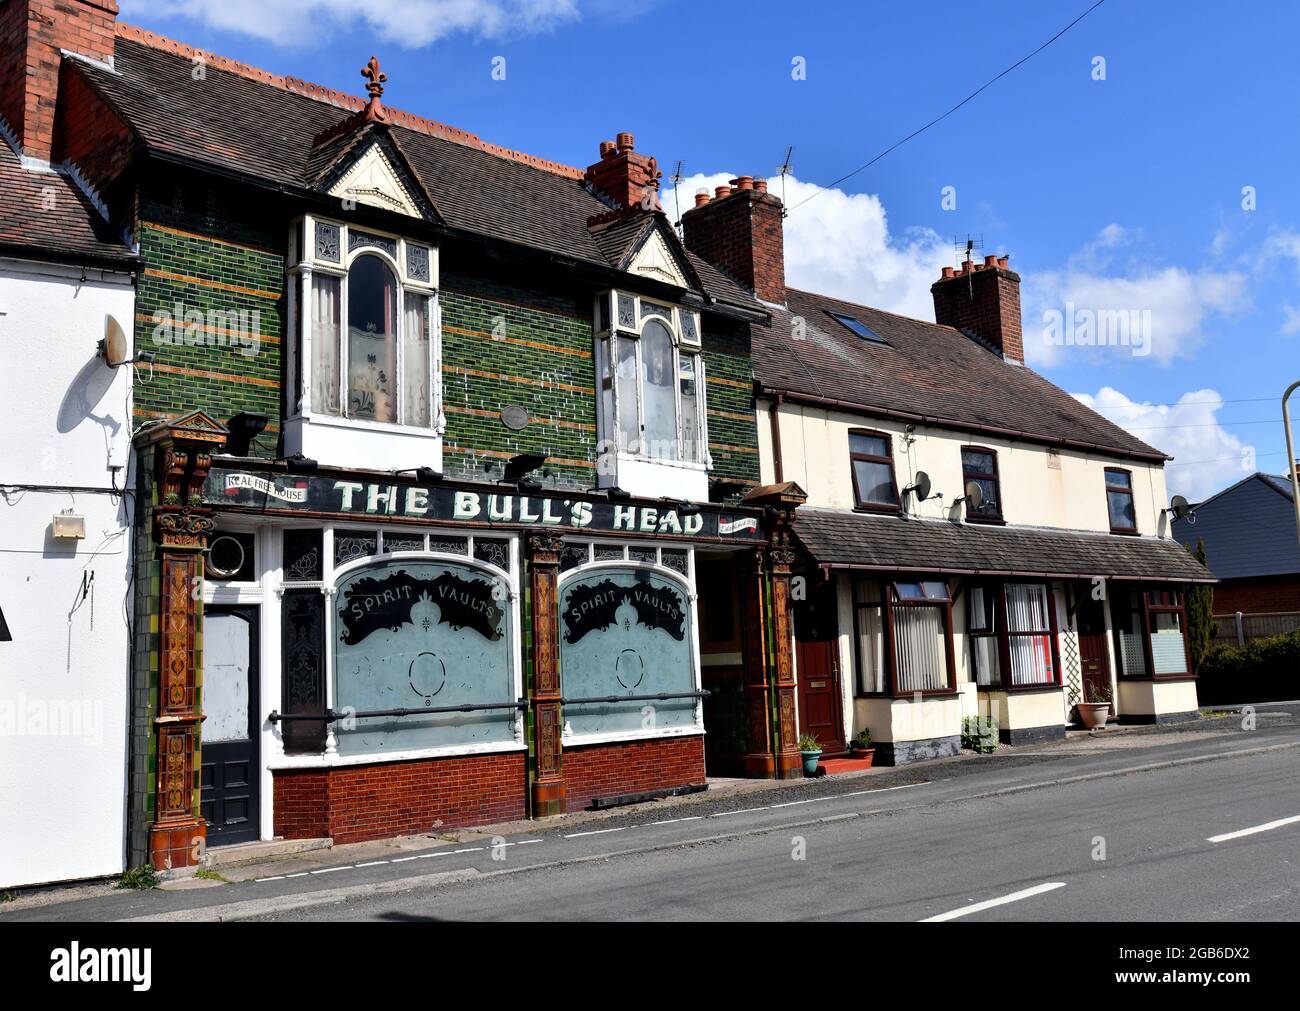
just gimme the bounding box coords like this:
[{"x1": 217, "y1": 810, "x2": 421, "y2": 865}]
[
  {"x1": 440, "y1": 271, "x2": 597, "y2": 489},
  {"x1": 54, "y1": 64, "x2": 139, "y2": 212},
  {"x1": 563, "y1": 735, "x2": 706, "y2": 812},
  {"x1": 132, "y1": 175, "x2": 286, "y2": 444},
  {"x1": 703, "y1": 321, "x2": 761, "y2": 489},
  {"x1": 273, "y1": 751, "x2": 528, "y2": 844},
  {"x1": 1214, "y1": 575, "x2": 1300, "y2": 616},
  {"x1": 0, "y1": 0, "x2": 118, "y2": 161}
]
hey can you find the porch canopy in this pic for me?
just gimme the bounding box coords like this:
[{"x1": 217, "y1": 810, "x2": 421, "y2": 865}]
[{"x1": 793, "y1": 508, "x2": 1215, "y2": 584}]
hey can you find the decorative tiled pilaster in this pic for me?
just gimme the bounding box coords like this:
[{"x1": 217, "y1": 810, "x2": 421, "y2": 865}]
[
  {"x1": 136, "y1": 410, "x2": 227, "y2": 870},
  {"x1": 526, "y1": 531, "x2": 566, "y2": 816}
]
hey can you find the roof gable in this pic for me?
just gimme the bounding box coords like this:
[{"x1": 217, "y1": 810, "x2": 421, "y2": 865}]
[
  {"x1": 321, "y1": 131, "x2": 436, "y2": 222},
  {"x1": 1171, "y1": 473, "x2": 1300, "y2": 578}
]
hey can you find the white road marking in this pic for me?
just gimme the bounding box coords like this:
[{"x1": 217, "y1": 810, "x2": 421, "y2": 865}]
[
  {"x1": 254, "y1": 876, "x2": 285, "y2": 882},
  {"x1": 841, "y1": 783, "x2": 925, "y2": 798},
  {"x1": 452, "y1": 847, "x2": 483, "y2": 854},
  {"x1": 1207, "y1": 813, "x2": 1300, "y2": 844},
  {"x1": 391, "y1": 856, "x2": 420, "y2": 863},
  {"x1": 563, "y1": 827, "x2": 626, "y2": 839},
  {"x1": 416, "y1": 851, "x2": 453, "y2": 859},
  {"x1": 514, "y1": 839, "x2": 543, "y2": 845},
  {"x1": 309, "y1": 865, "x2": 352, "y2": 875},
  {"x1": 354, "y1": 861, "x2": 387, "y2": 867},
  {"x1": 709, "y1": 806, "x2": 769, "y2": 818},
  {"x1": 285, "y1": 872, "x2": 310, "y2": 878},
  {"x1": 920, "y1": 882, "x2": 1066, "y2": 922}
]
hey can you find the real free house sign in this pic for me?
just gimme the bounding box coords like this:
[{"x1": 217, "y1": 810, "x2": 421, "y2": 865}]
[{"x1": 206, "y1": 467, "x2": 764, "y2": 541}]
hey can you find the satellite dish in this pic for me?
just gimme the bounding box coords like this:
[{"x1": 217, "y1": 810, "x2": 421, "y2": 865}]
[
  {"x1": 1171, "y1": 494, "x2": 1196, "y2": 525},
  {"x1": 965, "y1": 481, "x2": 984, "y2": 510},
  {"x1": 99, "y1": 315, "x2": 129, "y2": 368},
  {"x1": 911, "y1": 471, "x2": 933, "y2": 502}
]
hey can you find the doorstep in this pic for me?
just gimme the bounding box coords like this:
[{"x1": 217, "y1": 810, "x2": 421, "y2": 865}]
[{"x1": 816, "y1": 756, "x2": 877, "y2": 776}]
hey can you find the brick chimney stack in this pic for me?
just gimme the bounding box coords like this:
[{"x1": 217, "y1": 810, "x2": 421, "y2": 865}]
[
  {"x1": 584, "y1": 132, "x2": 662, "y2": 212},
  {"x1": 931, "y1": 253, "x2": 1023, "y2": 364},
  {"x1": 0, "y1": 0, "x2": 119, "y2": 162},
  {"x1": 681, "y1": 175, "x2": 785, "y2": 305}
]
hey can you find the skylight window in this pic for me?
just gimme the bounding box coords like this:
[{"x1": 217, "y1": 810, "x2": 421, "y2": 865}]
[{"x1": 826, "y1": 310, "x2": 889, "y2": 345}]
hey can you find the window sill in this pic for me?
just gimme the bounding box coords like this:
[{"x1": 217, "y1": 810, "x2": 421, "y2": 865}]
[
  {"x1": 267, "y1": 739, "x2": 526, "y2": 770},
  {"x1": 615, "y1": 451, "x2": 709, "y2": 472},
  {"x1": 964, "y1": 515, "x2": 1006, "y2": 526},
  {"x1": 1119, "y1": 674, "x2": 1196, "y2": 683},
  {"x1": 977, "y1": 683, "x2": 1063, "y2": 693},
  {"x1": 290, "y1": 410, "x2": 441, "y2": 438},
  {"x1": 562, "y1": 725, "x2": 706, "y2": 748},
  {"x1": 1108, "y1": 527, "x2": 1141, "y2": 537},
  {"x1": 853, "y1": 504, "x2": 902, "y2": 516}
]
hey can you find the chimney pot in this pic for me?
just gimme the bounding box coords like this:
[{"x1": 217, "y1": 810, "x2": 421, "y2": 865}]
[
  {"x1": 941, "y1": 266, "x2": 954, "y2": 279},
  {"x1": 599, "y1": 140, "x2": 617, "y2": 158},
  {"x1": 735, "y1": 175, "x2": 754, "y2": 191},
  {"x1": 753, "y1": 178, "x2": 768, "y2": 194},
  {"x1": 715, "y1": 185, "x2": 732, "y2": 199},
  {"x1": 616, "y1": 131, "x2": 634, "y2": 151},
  {"x1": 984, "y1": 254, "x2": 998, "y2": 267},
  {"x1": 694, "y1": 190, "x2": 711, "y2": 207},
  {"x1": 997, "y1": 255, "x2": 1009, "y2": 268}
]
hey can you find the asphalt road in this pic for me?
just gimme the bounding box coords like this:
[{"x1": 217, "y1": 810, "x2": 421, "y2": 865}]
[
  {"x1": 254, "y1": 745, "x2": 1300, "y2": 922},
  {"x1": 5, "y1": 708, "x2": 1298, "y2": 922}
]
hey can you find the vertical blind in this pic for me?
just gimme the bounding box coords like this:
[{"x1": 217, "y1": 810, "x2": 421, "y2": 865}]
[
  {"x1": 1005, "y1": 583, "x2": 1054, "y2": 685},
  {"x1": 893, "y1": 606, "x2": 947, "y2": 692}
]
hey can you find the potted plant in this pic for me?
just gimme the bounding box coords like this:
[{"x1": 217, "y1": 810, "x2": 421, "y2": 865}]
[
  {"x1": 1077, "y1": 683, "x2": 1112, "y2": 729},
  {"x1": 797, "y1": 733, "x2": 823, "y2": 776},
  {"x1": 847, "y1": 728, "x2": 875, "y2": 766}
]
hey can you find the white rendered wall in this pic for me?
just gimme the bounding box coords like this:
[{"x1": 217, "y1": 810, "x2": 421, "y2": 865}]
[{"x1": 0, "y1": 257, "x2": 135, "y2": 887}]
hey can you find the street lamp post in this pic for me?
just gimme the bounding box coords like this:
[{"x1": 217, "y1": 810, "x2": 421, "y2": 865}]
[{"x1": 1284, "y1": 380, "x2": 1300, "y2": 550}]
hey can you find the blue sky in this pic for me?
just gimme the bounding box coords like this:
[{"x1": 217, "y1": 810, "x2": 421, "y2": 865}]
[{"x1": 121, "y1": 0, "x2": 1300, "y2": 500}]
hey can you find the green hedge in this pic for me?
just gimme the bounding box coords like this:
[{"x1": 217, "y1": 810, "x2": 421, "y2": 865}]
[{"x1": 1197, "y1": 630, "x2": 1300, "y2": 704}]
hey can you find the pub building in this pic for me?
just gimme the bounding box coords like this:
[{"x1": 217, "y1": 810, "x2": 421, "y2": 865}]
[{"x1": 16, "y1": 2, "x2": 815, "y2": 869}]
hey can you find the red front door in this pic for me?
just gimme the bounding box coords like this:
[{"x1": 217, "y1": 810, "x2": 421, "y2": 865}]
[
  {"x1": 1076, "y1": 595, "x2": 1113, "y2": 719},
  {"x1": 793, "y1": 580, "x2": 845, "y2": 753}
]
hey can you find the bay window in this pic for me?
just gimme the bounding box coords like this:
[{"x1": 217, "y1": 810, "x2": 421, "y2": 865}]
[
  {"x1": 1111, "y1": 587, "x2": 1191, "y2": 679},
  {"x1": 290, "y1": 216, "x2": 440, "y2": 432},
  {"x1": 967, "y1": 582, "x2": 1060, "y2": 689},
  {"x1": 852, "y1": 576, "x2": 955, "y2": 696},
  {"x1": 595, "y1": 291, "x2": 709, "y2": 466}
]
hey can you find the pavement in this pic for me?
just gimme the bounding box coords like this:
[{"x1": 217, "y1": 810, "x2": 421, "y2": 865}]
[{"x1": 3, "y1": 703, "x2": 1298, "y2": 922}]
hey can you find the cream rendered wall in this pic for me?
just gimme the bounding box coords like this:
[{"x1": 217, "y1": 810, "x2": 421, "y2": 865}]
[
  {"x1": 757, "y1": 400, "x2": 1170, "y2": 536},
  {"x1": 0, "y1": 257, "x2": 135, "y2": 887}
]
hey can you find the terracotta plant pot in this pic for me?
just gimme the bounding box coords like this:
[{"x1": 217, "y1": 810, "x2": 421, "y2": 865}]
[
  {"x1": 849, "y1": 747, "x2": 875, "y2": 767},
  {"x1": 1077, "y1": 702, "x2": 1110, "y2": 729}
]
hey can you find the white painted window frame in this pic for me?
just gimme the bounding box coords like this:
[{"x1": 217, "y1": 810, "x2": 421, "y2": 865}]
[
  {"x1": 594, "y1": 291, "x2": 711, "y2": 470},
  {"x1": 267, "y1": 522, "x2": 525, "y2": 769},
  {"x1": 287, "y1": 214, "x2": 444, "y2": 435},
  {"x1": 556, "y1": 538, "x2": 704, "y2": 746}
]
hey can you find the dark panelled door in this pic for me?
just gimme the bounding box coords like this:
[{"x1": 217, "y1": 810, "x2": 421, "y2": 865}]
[
  {"x1": 793, "y1": 579, "x2": 845, "y2": 753},
  {"x1": 200, "y1": 606, "x2": 261, "y2": 845},
  {"x1": 1076, "y1": 595, "x2": 1113, "y2": 718}
]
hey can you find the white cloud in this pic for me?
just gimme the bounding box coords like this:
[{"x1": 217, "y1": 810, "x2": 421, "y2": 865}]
[
  {"x1": 1071, "y1": 387, "x2": 1255, "y2": 501},
  {"x1": 123, "y1": 0, "x2": 580, "y2": 48},
  {"x1": 1023, "y1": 225, "x2": 1248, "y2": 368},
  {"x1": 661, "y1": 173, "x2": 950, "y2": 320}
]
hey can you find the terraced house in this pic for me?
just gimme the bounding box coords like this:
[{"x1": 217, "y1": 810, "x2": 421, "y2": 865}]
[
  {"x1": 0, "y1": 0, "x2": 824, "y2": 878},
  {"x1": 1, "y1": 0, "x2": 1214, "y2": 886}
]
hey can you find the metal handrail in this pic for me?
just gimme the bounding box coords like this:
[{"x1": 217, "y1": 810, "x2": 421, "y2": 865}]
[
  {"x1": 558, "y1": 690, "x2": 710, "y2": 705},
  {"x1": 269, "y1": 699, "x2": 528, "y2": 724}
]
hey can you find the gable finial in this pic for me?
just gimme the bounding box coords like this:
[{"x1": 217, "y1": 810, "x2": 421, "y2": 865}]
[{"x1": 360, "y1": 56, "x2": 388, "y2": 122}]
